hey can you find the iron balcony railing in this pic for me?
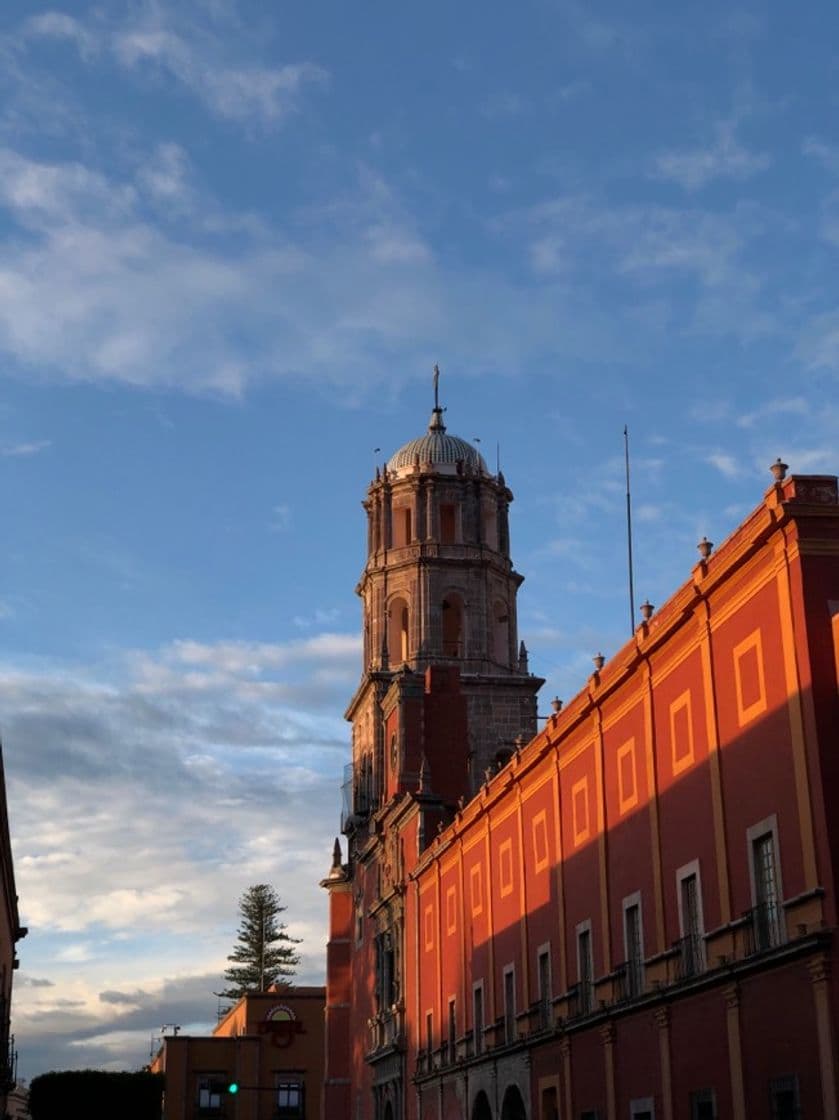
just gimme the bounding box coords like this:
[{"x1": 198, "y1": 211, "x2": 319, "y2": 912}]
[
  {"x1": 745, "y1": 901, "x2": 783, "y2": 955},
  {"x1": 674, "y1": 933, "x2": 705, "y2": 980},
  {"x1": 613, "y1": 959, "x2": 644, "y2": 1002}
]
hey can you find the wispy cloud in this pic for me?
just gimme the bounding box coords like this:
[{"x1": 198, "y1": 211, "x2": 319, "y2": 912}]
[
  {"x1": 654, "y1": 118, "x2": 771, "y2": 191},
  {"x1": 802, "y1": 136, "x2": 839, "y2": 176},
  {"x1": 706, "y1": 451, "x2": 741, "y2": 479},
  {"x1": 797, "y1": 310, "x2": 839, "y2": 373},
  {"x1": 5, "y1": 627, "x2": 360, "y2": 1072},
  {"x1": 1, "y1": 439, "x2": 51, "y2": 457},
  {"x1": 737, "y1": 397, "x2": 809, "y2": 429},
  {"x1": 20, "y1": 8, "x2": 328, "y2": 129}
]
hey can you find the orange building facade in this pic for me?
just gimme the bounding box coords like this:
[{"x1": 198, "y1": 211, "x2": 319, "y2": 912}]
[
  {"x1": 152, "y1": 987, "x2": 324, "y2": 1120},
  {"x1": 323, "y1": 399, "x2": 839, "y2": 1120}
]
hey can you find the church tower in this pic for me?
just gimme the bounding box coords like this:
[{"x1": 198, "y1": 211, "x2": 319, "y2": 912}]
[
  {"x1": 323, "y1": 372, "x2": 542, "y2": 1120},
  {"x1": 349, "y1": 372, "x2": 541, "y2": 814}
]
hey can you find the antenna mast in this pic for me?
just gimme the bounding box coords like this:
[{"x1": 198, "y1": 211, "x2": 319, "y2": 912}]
[{"x1": 624, "y1": 426, "x2": 636, "y2": 635}]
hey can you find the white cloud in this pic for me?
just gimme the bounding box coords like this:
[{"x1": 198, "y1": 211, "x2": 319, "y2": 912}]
[
  {"x1": 1, "y1": 439, "x2": 51, "y2": 457},
  {"x1": 4, "y1": 627, "x2": 359, "y2": 1073},
  {"x1": 797, "y1": 310, "x2": 839, "y2": 373},
  {"x1": 20, "y1": 8, "x2": 328, "y2": 129},
  {"x1": 654, "y1": 119, "x2": 771, "y2": 191},
  {"x1": 706, "y1": 452, "x2": 740, "y2": 479},
  {"x1": 802, "y1": 136, "x2": 839, "y2": 176},
  {"x1": 22, "y1": 12, "x2": 99, "y2": 58},
  {"x1": 737, "y1": 397, "x2": 809, "y2": 429},
  {"x1": 114, "y1": 25, "x2": 328, "y2": 126},
  {"x1": 137, "y1": 142, "x2": 191, "y2": 203},
  {"x1": 270, "y1": 503, "x2": 291, "y2": 532}
]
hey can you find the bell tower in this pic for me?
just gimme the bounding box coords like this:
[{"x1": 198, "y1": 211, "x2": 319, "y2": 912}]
[
  {"x1": 347, "y1": 369, "x2": 541, "y2": 822},
  {"x1": 324, "y1": 371, "x2": 542, "y2": 1120}
]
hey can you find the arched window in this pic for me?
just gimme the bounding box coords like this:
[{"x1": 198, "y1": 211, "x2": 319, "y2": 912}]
[
  {"x1": 493, "y1": 601, "x2": 510, "y2": 665},
  {"x1": 442, "y1": 593, "x2": 464, "y2": 657},
  {"x1": 388, "y1": 596, "x2": 410, "y2": 664}
]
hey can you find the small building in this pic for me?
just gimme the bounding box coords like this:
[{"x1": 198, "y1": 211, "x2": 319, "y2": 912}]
[{"x1": 151, "y1": 986, "x2": 324, "y2": 1120}]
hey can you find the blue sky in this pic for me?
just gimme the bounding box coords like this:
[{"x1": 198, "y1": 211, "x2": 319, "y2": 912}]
[{"x1": 1, "y1": 0, "x2": 838, "y2": 1081}]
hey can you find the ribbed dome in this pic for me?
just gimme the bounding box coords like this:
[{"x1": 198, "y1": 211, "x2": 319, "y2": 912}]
[{"x1": 388, "y1": 408, "x2": 487, "y2": 473}]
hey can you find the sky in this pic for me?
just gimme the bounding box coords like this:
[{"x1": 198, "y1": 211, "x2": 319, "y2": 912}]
[{"x1": 0, "y1": 0, "x2": 838, "y2": 1083}]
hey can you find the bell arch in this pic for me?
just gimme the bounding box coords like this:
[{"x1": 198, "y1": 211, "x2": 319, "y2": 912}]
[{"x1": 387, "y1": 595, "x2": 410, "y2": 665}]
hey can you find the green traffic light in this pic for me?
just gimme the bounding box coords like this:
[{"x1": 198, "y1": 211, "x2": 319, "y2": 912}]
[{"x1": 228, "y1": 1082, "x2": 239, "y2": 1095}]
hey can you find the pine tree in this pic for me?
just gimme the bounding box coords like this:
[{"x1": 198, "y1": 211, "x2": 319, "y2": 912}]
[{"x1": 216, "y1": 884, "x2": 301, "y2": 1000}]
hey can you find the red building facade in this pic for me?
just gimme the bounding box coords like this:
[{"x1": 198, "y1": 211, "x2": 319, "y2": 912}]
[{"x1": 323, "y1": 403, "x2": 839, "y2": 1120}]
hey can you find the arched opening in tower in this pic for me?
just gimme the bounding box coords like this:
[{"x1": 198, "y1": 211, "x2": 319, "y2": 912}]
[
  {"x1": 442, "y1": 593, "x2": 464, "y2": 657},
  {"x1": 471, "y1": 1091, "x2": 492, "y2": 1120},
  {"x1": 493, "y1": 600, "x2": 510, "y2": 666},
  {"x1": 500, "y1": 1085, "x2": 527, "y2": 1120},
  {"x1": 388, "y1": 597, "x2": 410, "y2": 664}
]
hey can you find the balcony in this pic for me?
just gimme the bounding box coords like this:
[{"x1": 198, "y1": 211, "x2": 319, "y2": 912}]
[
  {"x1": 744, "y1": 901, "x2": 783, "y2": 955},
  {"x1": 673, "y1": 933, "x2": 705, "y2": 980},
  {"x1": 613, "y1": 959, "x2": 644, "y2": 1003},
  {"x1": 367, "y1": 1007, "x2": 404, "y2": 1056}
]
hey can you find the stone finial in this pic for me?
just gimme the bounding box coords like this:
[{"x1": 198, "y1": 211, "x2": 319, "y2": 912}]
[
  {"x1": 328, "y1": 837, "x2": 343, "y2": 879},
  {"x1": 697, "y1": 536, "x2": 714, "y2": 560},
  {"x1": 770, "y1": 457, "x2": 789, "y2": 482},
  {"x1": 518, "y1": 640, "x2": 529, "y2": 672},
  {"x1": 550, "y1": 696, "x2": 563, "y2": 714},
  {"x1": 514, "y1": 733, "x2": 525, "y2": 752},
  {"x1": 418, "y1": 754, "x2": 429, "y2": 793},
  {"x1": 592, "y1": 652, "x2": 605, "y2": 672},
  {"x1": 640, "y1": 599, "x2": 654, "y2": 622}
]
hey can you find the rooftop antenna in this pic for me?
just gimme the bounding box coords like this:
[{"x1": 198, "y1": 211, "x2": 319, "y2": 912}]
[{"x1": 624, "y1": 425, "x2": 636, "y2": 636}]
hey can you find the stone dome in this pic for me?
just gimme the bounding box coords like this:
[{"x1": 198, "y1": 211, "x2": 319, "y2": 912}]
[{"x1": 387, "y1": 408, "x2": 488, "y2": 474}]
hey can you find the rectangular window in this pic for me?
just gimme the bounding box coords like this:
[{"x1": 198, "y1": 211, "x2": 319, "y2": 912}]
[
  {"x1": 770, "y1": 1076, "x2": 800, "y2": 1119},
  {"x1": 678, "y1": 868, "x2": 705, "y2": 977},
  {"x1": 473, "y1": 982, "x2": 484, "y2": 1056},
  {"x1": 503, "y1": 965, "x2": 516, "y2": 1044},
  {"x1": 277, "y1": 1080, "x2": 305, "y2": 1119},
  {"x1": 448, "y1": 997, "x2": 456, "y2": 1064},
  {"x1": 577, "y1": 924, "x2": 594, "y2": 1014},
  {"x1": 537, "y1": 945, "x2": 551, "y2": 1029},
  {"x1": 623, "y1": 895, "x2": 643, "y2": 998},
  {"x1": 425, "y1": 1010, "x2": 433, "y2": 1059},
  {"x1": 750, "y1": 825, "x2": 783, "y2": 952},
  {"x1": 690, "y1": 1088, "x2": 717, "y2": 1120},
  {"x1": 630, "y1": 1100, "x2": 655, "y2": 1120},
  {"x1": 197, "y1": 1077, "x2": 222, "y2": 1111}
]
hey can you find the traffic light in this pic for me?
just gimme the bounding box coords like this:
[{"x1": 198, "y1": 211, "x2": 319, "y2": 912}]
[{"x1": 208, "y1": 1078, "x2": 239, "y2": 1095}]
